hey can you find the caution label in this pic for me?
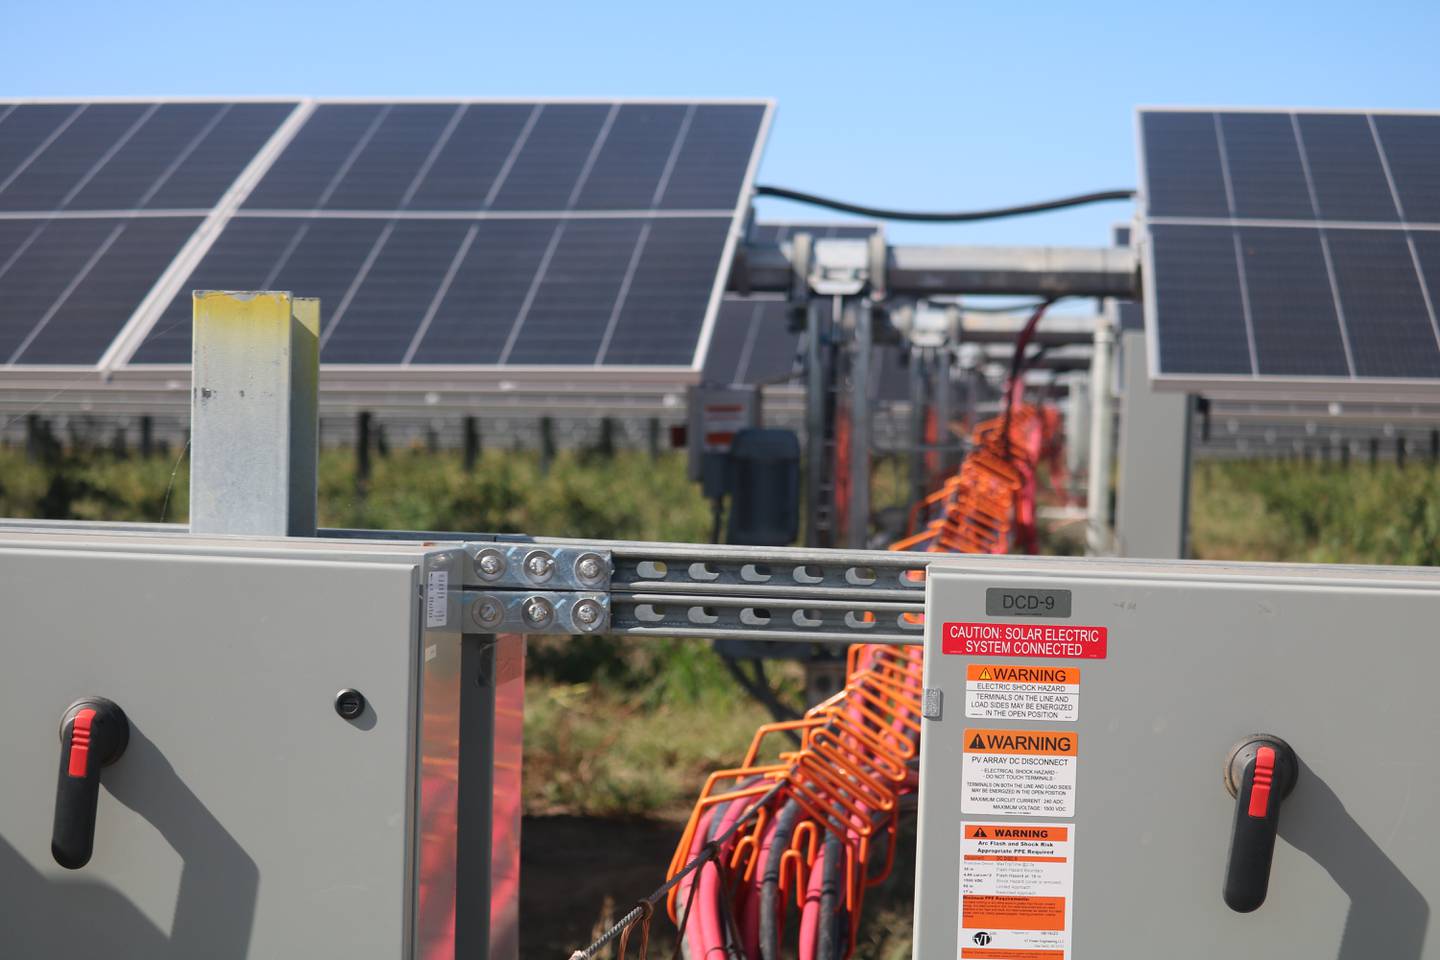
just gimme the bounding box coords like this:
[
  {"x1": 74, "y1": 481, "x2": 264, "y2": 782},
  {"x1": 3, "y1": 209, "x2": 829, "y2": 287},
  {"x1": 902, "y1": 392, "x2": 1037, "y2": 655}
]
[
  {"x1": 943, "y1": 622, "x2": 1107, "y2": 660},
  {"x1": 962, "y1": 729, "x2": 1077, "y2": 817},
  {"x1": 959, "y1": 821, "x2": 1073, "y2": 960},
  {"x1": 965, "y1": 665, "x2": 1079, "y2": 722}
]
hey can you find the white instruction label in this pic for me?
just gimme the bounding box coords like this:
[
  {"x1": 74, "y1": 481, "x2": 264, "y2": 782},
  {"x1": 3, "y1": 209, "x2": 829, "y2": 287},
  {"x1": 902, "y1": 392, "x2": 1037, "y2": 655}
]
[
  {"x1": 959, "y1": 821, "x2": 1073, "y2": 959},
  {"x1": 426, "y1": 569, "x2": 449, "y2": 627},
  {"x1": 963, "y1": 729, "x2": 1077, "y2": 818},
  {"x1": 965, "y1": 664, "x2": 1079, "y2": 722}
]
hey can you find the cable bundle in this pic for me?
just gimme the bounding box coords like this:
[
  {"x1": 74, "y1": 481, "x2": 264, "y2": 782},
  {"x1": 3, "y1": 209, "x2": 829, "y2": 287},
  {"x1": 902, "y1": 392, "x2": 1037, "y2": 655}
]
[
  {"x1": 651, "y1": 304, "x2": 1068, "y2": 960},
  {"x1": 665, "y1": 643, "x2": 924, "y2": 960},
  {"x1": 892, "y1": 402, "x2": 1050, "y2": 555}
]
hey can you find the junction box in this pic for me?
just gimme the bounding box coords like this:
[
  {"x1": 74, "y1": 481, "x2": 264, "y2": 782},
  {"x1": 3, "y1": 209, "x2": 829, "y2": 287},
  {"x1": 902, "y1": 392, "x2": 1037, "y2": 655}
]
[
  {"x1": 915, "y1": 556, "x2": 1440, "y2": 959},
  {"x1": 0, "y1": 528, "x2": 522, "y2": 960}
]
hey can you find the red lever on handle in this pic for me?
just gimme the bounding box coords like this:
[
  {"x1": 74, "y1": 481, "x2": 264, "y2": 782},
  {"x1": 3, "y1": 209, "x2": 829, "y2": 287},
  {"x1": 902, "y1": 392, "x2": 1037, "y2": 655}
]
[
  {"x1": 66, "y1": 708, "x2": 96, "y2": 778},
  {"x1": 1247, "y1": 746, "x2": 1275, "y2": 818}
]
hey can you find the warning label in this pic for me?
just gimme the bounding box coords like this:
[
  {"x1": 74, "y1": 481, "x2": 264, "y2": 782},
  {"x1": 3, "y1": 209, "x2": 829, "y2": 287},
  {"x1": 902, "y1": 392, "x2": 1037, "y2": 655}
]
[
  {"x1": 962, "y1": 729, "x2": 1077, "y2": 817},
  {"x1": 943, "y1": 622, "x2": 1107, "y2": 660},
  {"x1": 959, "y1": 821, "x2": 1073, "y2": 960},
  {"x1": 965, "y1": 665, "x2": 1079, "y2": 722}
]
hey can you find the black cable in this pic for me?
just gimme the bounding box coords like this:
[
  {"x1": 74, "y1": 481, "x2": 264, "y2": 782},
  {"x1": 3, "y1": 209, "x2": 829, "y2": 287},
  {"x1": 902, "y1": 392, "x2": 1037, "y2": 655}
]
[
  {"x1": 571, "y1": 780, "x2": 786, "y2": 960},
  {"x1": 999, "y1": 300, "x2": 1055, "y2": 452},
  {"x1": 816, "y1": 833, "x2": 844, "y2": 960},
  {"x1": 754, "y1": 184, "x2": 1135, "y2": 223},
  {"x1": 759, "y1": 800, "x2": 804, "y2": 960}
]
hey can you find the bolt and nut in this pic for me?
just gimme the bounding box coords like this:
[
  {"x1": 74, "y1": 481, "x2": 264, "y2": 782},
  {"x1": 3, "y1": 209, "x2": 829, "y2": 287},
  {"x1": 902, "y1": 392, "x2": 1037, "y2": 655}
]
[
  {"x1": 475, "y1": 548, "x2": 507, "y2": 580},
  {"x1": 574, "y1": 552, "x2": 607, "y2": 585},
  {"x1": 522, "y1": 596, "x2": 554, "y2": 626},
  {"x1": 573, "y1": 598, "x2": 605, "y2": 631},
  {"x1": 471, "y1": 595, "x2": 505, "y2": 629},
  {"x1": 523, "y1": 550, "x2": 555, "y2": 582}
]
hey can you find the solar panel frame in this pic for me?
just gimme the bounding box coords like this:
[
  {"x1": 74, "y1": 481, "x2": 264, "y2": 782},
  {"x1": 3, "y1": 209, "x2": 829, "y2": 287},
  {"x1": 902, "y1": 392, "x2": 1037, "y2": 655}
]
[{"x1": 1137, "y1": 105, "x2": 1440, "y2": 400}]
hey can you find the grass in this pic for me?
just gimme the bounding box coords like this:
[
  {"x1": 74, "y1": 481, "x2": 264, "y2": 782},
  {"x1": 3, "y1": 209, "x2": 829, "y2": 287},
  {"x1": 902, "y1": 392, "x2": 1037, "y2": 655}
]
[{"x1": 1190, "y1": 458, "x2": 1440, "y2": 565}]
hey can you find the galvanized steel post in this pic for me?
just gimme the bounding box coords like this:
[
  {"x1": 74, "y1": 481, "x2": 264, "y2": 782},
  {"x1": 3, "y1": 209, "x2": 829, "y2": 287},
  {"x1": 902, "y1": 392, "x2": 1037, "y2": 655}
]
[{"x1": 189, "y1": 291, "x2": 319, "y2": 536}]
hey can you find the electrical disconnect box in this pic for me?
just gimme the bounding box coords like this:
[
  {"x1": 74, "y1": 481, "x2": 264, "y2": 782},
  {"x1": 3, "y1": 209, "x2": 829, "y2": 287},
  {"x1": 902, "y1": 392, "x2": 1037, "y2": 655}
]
[
  {"x1": 0, "y1": 528, "x2": 522, "y2": 960},
  {"x1": 915, "y1": 556, "x2": 1440, "y2": 959}
]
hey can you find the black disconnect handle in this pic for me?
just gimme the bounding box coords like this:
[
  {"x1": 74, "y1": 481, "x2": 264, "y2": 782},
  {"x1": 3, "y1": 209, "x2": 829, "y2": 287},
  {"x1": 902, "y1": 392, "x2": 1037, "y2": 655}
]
[
  {"x1": 1222, "y1": 735, "x2": 1298, "y2": 912},
  {"x1": 52, "y1": 698, "x2": 130, "y2": 869}
]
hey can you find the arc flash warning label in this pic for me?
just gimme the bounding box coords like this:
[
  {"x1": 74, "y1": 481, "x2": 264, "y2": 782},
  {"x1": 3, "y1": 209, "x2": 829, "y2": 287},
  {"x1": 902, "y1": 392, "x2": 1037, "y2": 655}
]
[
  {"x1": 962, "y1": 729, "x2": 1077, "y2": 817},
  {"x1": 959, "y1": 821, "x2": 1073, "y2": 960},
  {"x1": 943, "y1": 622, "x2": 1107, "y2": 660},
  {"x1": 965, "y1": 665, "x2": 1079, "y2": 722}
]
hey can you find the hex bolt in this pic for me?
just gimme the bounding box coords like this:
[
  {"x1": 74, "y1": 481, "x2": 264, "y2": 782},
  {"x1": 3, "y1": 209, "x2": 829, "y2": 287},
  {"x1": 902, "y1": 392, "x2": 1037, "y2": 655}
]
[
  {"x1": 575, "y1": 553, "x2": 607, "y2": 584},
  {"x1": 523, "y1": 596, "x2": 554, "y2": 627},
  {"x1": 475, "y1": 548, "x2": 507, "y2": 581},
  {"x1": 523, "y1": 550, "x2": 555, "y2": 582},
  {"x1": 573, "y1": 599, "x2": 604, "y2": 632},
  {"x1": 471, "y1": 596, "x2": 505, "y2": 629}
]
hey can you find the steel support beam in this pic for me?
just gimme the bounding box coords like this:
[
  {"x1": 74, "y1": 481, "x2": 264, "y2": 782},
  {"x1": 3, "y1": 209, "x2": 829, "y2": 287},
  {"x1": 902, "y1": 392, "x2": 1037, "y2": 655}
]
[
  {"x1": 846, "y1": 299, "x2": 873, "y2": 548},
  {"x1": 189, "y1": 291, "x2": 319, "y2": 537},
  {"x1": 1114, "y1": 329, "x2": 1192, "y2": 559},
  {"x1": 908, "y1": 347, "x2": 929, "y2": 509},
  {"x1": 1085, "y1": 316, "x2": 1116, "y2": 555},
  {"x1": 933, "y1": 348, "x2": 955, "y2": 477},
  {"x1": 803, "y1": 299, "x2": 829, "y2": 547},
  {"x1": 735, "y1": 242, "x2": 1135, "y2": 298}
]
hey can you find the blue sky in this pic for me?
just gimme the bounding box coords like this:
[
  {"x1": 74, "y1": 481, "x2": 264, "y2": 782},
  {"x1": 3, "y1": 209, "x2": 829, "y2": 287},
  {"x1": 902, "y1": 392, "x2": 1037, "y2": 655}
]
[{"x1": 6, "y1": 0, "x2": 1438, "y2": 246}]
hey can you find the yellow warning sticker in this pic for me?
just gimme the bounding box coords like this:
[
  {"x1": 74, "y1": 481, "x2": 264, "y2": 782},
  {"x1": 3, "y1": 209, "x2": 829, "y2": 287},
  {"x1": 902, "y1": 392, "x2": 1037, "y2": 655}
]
[
  {"x1": 965, "y1": 665, "x2": 1079, "y2": 723},
  {"x1": 963, "y1": 729, "x2": 1077, "y2": 817}
]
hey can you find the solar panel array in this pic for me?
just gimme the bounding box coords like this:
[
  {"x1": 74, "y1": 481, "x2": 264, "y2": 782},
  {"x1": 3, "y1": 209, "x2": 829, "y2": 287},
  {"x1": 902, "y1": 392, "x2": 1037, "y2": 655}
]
[
  {"x1": 0, "y1": 101, "x2": 295, "y2": 366},
  {"x1": 703, "y1": 222, "x2": 879, "y2": 386},
  {"x1": 0, "y1": 98, "x2": 771, "y2": 376},
  {"x1": 1138, "y1": 108, "x2": 1440, "y2": 394}
]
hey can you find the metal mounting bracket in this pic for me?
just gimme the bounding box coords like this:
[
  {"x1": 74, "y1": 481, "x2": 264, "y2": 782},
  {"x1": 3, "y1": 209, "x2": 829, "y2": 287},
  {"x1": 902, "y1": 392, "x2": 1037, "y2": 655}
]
[
  {"x1": 465, "y1": 544, "x2": 612, "y2": 591},
  {"x1": 463, "y1": 589, "x2": 611, "y2": 635}
]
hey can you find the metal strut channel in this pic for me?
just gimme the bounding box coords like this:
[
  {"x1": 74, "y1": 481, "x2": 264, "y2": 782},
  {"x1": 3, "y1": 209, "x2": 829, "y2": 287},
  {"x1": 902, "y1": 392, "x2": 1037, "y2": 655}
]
[
  {"x1": 605, "y1": 541, "x2": 927, "y2": 645},
  {"x1": 327, "y1": 530, "x2": 939, "y2": 645}
]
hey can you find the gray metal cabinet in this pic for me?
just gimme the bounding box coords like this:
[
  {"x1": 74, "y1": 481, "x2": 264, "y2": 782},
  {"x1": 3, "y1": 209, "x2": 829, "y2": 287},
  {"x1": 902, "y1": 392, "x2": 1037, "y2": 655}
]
[{"x1": 916, "y1": 558, "x2": 1440, "y2": 959}]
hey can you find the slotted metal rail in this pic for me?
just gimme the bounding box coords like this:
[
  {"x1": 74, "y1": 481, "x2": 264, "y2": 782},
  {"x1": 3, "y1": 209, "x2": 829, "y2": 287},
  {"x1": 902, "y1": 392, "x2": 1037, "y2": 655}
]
[
  {"x1": 604, "y1": 541, "x2": 928, "y2": 645},
  {"x1": 3, "y1": 521, "x2": 960, "y2": 645}
]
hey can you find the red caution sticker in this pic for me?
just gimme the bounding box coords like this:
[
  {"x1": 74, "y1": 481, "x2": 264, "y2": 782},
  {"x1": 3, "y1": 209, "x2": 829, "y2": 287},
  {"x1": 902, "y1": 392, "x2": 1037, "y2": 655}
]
[{"x1": 943, "y1": 622, "x2": 1107, "y2": 660}]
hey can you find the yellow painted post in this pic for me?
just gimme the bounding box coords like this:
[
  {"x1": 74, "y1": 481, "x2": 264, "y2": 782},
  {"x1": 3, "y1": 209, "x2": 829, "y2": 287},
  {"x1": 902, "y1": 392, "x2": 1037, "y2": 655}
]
[{"x1": 189, "y1": 291, "x2": 320, "y2": 536}]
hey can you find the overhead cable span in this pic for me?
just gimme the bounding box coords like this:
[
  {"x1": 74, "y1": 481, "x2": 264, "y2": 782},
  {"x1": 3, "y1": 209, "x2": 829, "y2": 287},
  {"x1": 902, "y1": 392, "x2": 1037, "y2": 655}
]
[{"x1": 753, "y1": 184, "x2": 1136, "y2": 222}]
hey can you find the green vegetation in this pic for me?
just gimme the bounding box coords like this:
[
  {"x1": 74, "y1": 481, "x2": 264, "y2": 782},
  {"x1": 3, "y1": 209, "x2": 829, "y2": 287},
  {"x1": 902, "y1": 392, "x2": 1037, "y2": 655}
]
[{"x1": 1190, "y1": 459, "x2": 1440, "y2": 566}]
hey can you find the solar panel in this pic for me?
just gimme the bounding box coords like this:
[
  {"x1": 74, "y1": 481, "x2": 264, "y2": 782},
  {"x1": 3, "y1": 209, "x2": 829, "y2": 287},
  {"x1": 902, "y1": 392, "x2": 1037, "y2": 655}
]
[
  {"x1": 0, "y1": 100, "x2": 297, "y2": 367},
  {"x1": 128, "y1": 99, "x2": 771, "y2": 371},
  {"x1": 1138, "y1": 107, "x2": 1440, "y2": 397},
  {"x1": 703, "y1": 296, "x2": 796, "y2": 385}
]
